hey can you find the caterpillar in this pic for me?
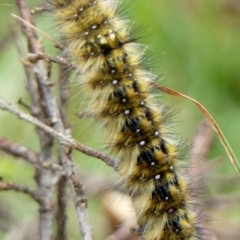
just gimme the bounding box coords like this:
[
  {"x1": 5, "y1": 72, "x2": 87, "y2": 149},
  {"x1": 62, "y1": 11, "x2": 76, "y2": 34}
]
[{"x1": 42, "y1": 0, "x2": 209, "y2": 239}]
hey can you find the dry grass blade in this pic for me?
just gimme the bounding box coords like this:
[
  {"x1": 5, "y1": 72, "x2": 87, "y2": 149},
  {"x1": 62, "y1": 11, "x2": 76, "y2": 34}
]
[
  {"x1": 11, "y1": 13, "x2": 64, "y2": 49},
  {"x1": 151, "y1": 81, "x2": 240, "y2": 176}
]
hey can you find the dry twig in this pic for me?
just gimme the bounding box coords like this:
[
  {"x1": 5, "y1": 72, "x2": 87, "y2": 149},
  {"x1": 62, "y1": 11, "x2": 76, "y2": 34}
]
[
  {"x1": 0, "y1": 182, "x2": 42, "y2": 203},
  {"x1": 0, "y1": 97, "x2": 116, "y2": 170}
]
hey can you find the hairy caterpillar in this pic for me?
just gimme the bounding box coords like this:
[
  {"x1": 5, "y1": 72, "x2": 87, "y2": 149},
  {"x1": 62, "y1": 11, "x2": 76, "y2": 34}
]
[{"x1": 42, "y1": 0, "x2": 209, "y2": 239}]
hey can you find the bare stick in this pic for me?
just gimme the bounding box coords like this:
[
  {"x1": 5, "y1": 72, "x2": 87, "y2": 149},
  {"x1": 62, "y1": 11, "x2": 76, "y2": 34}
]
[
  {"x1": 0, "y1": 182, "x2": 42, "y2": 203},
  {"x1": 0, "y1": 97, "x2": 117, "y2": 170},
  {"x1": 56, "y1": 174, "x2": 68, "y2": 240},
  {"x1": 56, "y1": 57, "x2": 71, "y2": 240},
  {"x1": 27, "y1": 52, "x2": 77, "y2": 71},
  {"x1": 0, "y1": 136, "x2": 64, "y2": 173},
  {"x1": 0, "y1": 135, "x2": 39, "y2": 164}
]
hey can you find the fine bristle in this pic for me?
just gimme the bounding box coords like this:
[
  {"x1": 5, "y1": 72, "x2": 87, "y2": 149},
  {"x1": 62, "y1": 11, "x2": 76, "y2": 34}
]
[{"x1": 44, "y1": 0, "x2": 209, "y2": 239}]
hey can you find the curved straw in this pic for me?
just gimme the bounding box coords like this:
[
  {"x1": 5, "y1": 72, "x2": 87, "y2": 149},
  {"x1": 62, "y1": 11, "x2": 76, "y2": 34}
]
[{"x1": 151, "y1": 81, "x2": 240, "y2": 176}]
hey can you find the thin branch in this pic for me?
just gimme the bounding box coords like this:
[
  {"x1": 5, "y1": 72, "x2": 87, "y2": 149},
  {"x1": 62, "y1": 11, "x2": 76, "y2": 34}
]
[
  {"x1": 27, "y1": 52, "x2": 77, "y2": 72},
  {"x1": 56, "y1": 175, "x2": 68, "y2": 240},
  {"x1": 55, "y1": 57, "x2": 71, "y2": 240},
  {"x1": 0, "y1": 182, "x2": 42, "y2": 204},
  {"x1": 0, "y1": 97, "x2": 117, "y2": 170},
  {"x1": 0, "y1": 135, "x2": 39, "y2": 164},
  {"x1": 18, "y1": 98, "x2": 32, "y2": 111},
  {"x1": 0, "y1": 135, "x2": 65, "y2": 174},
  {"x1": 13, "y1": 22, "x2": 42, "y2": 119}
]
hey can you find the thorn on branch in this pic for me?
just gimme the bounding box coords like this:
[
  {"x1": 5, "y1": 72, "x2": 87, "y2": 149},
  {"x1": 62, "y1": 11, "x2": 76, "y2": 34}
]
[{"x1": 18, "y1": 98, "x2": 32, "y2": 111}]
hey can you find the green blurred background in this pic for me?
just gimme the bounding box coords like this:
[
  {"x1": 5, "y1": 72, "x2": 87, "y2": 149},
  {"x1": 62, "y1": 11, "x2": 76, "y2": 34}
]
[{"x1": 0, "y1": 0, "x2": 240, "y2": 239}]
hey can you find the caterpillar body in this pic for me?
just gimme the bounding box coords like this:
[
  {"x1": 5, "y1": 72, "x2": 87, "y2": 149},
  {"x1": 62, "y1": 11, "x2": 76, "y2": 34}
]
[{"x1": 44, "y1": 0, "x2": 207, "y2": 239}]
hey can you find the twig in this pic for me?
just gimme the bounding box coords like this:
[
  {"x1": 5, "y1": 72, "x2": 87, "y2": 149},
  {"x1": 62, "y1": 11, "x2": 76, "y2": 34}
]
[
  {"x1": 0, "y1": 182, "x2": 42, "y2": 204},
  {"x1": 0, "y1": 135, "x2": 39, "y2": 164},
  {"x1": 13, "y1": 22, "x2": 42, "y2": 119},
  {"x1": 0, "y1": 97, "x2": 117, "y2": 170},
  {"x1": 27, "y1": 52, "x2": 77, "y2": 71},
  {"x1": 56, "y1": 175, "x2": 68, "y2": 240},
  {"x1": 18, "y1": 98, "x2": 32, "y2": 111},
  {"x1": 55, "y1": 56, "x2": 71, "y2": 240},
  {"x1": 0, "y1": 135, "x2": 65, "y2": 173}
]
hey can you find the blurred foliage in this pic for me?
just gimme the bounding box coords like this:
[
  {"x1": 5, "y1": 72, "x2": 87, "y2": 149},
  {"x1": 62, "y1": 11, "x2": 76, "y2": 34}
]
[{"x1": 0, "y1": 0, "x2": 240, "y2": 239}]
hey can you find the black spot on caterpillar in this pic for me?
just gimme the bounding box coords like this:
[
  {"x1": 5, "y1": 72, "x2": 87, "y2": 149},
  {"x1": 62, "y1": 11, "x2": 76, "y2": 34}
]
[{"x1": 43, "y1": 0, "x2": 210, "y2": 239}]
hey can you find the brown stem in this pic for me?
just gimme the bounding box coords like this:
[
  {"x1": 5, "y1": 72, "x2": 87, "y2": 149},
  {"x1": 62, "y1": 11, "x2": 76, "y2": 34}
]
[
  {"x1": 0, "y1": 182, "x2": 42, "y2": 203},
  {"x1": 0, "y1": 97, "x2": 117, "y2": 170},
  {"x1": 56, "y1": 175, "x2": 68, "y2": 240}
]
